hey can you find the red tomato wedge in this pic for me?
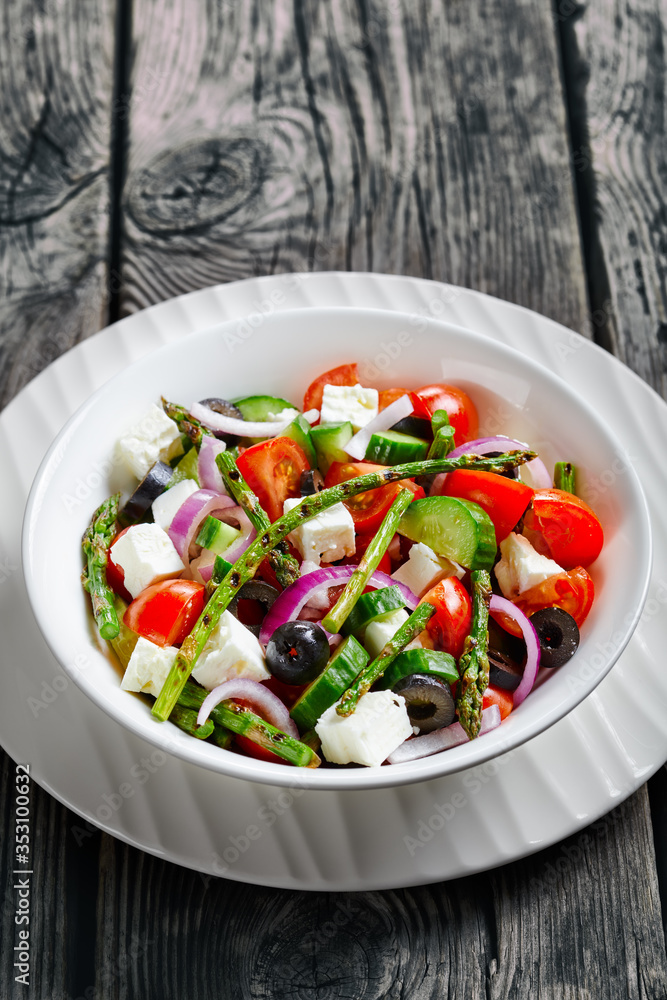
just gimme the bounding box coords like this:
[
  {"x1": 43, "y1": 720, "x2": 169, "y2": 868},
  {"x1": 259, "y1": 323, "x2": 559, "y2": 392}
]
[
  {"x1": 483, "y1": 685, "x2": 514, "y2": 721},
  {"x1": 410, "y1": 384, "x2": 479, "y2": 444},
  {"x1": 236, "y1": 437, "x2": 310, "y2": 522},
  {"x1": 514, "y1": 566, "x2": 594, "y2": 628},
  {"x1": 324, "y1": 461, "x2": 424, "y2": 533},
  {"x1": 303, "y1": 363, "x2": 359, "y2": 412},
  {"x1": 123, "y1": 579, "x2": 206, "y2": 647},
  {"x1": 378, "y1": 387, "x2": 410, "y2": 411},
  {"x1": 421, "y1": 577, "x2": 472, "y2": 659},
  {"x1": 441, "y1": 469, "x2": 534, "y2": 542},
  {"x1": 522, "y1": 489, "x2": 604, "y2": 568}
]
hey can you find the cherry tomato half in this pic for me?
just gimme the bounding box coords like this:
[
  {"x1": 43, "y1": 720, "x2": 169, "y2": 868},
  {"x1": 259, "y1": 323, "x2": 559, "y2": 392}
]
[
  {"x1": 421, "y1": 576, "x2": 473, "y2": 660},
  {"x1": 123, "y1": 579, "x2": 206, "y2": 647},
  {"x1": 324, "y1": 461, "x2": 425, "y2": 533},
  {"x1": 513, "y1": 565, "x2": 594, "y2": 628},
  {"x1": 482, "y1": 685, "x2": 514, "y2": 721},
  {"x1": 410, "y1": 384, "x2": 479, "y2": 444},
  {"x1": 378, "y1": 387, "x2": 410, "y2": 411},
  {"x1": 107, "y1": 527, "x2": 133, "y2": 603},
  {"x1": 441, "y1": 469, "x2": 534, "y2": 542},
  {"x1": 522, "y1": 489, "x2": 604, "y2": 569},
  {"x1": 236, "y1": 437, "x2": 310, "y2": 522},
  {"x1": 303, "y1": 362, "x2": 359, "y2": 412}
]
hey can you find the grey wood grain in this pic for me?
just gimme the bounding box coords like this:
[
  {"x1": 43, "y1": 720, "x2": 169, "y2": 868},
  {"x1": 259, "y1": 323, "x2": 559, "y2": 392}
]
[
  {"x1": 0, "y1": 0, "x2": 116, "y2": 410},
  {"x1": 119, "y1": 0, "x2": 589, "y2": 336},
  {"x1": 559, "y1": 0, "x2": 667, "y2": 393}
]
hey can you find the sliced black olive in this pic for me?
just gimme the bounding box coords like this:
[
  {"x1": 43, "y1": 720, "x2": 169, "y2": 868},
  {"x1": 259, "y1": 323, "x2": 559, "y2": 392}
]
[
  {"x1": 300, "y1": 469, "x2": 325, "y2": 496},
  {"x1": 227, "y1": 581, "x2": 280, "y2": 637},
  {"x1": 391, "y1": 415, "x2": 433, "y2": 438},
  {"x1": 529, "y1": 607, "x2": 580, "y2": 668},
  {"x1": 488, "y1": 648, "x2": 524, "y2": 691},
  {"x1": 118, "y1": 461, "x2": 173, "y2": 526},
  {"x1": 198, "y1": 397, "x2": 244, "y2": 445},
  {"x1": 393, "y1": 673, "x2": 456, "y2": 734},
  {"x1": 265, "y1": 621, "x2": 330, "y2": 685}
]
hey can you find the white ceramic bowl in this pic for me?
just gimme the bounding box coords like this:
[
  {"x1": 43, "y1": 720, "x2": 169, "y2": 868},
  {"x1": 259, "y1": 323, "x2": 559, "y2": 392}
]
[{"x1": 22, "y1": 307, "x2": 651, "y2": 790}]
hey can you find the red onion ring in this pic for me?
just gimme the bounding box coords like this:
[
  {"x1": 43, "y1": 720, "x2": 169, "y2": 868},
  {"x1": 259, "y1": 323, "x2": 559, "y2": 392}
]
[
  {"x1": 189, "y1": 551, "x2": 216, "y2": 584},
  {"x1": 346, "y1": 394, "x2": 414, "y2": 460},
  {"x1": 258, "y1": 566, "x2": 418, "y2": 644},
  {"x1": 191, "y1": 401, "x2": 299, "y2": 439},
  {"x1": 386, "y1": 704, "x2": 501, "y2": 763},
  {"x1": 168, "y1": 489, "x2": 236, "y2": 561},
  {"x1": 489, "y1": 594, "x2": 541, "y2": 706},
  {"x1": 436, "y1": 436, "x2": 552, "y2": 491},
  {"x1": 198, "y1": 436, "x2": 228, "y2": 493},
  {"x1": 196, "y1": 678, "x2": 299, "y2": 738}
]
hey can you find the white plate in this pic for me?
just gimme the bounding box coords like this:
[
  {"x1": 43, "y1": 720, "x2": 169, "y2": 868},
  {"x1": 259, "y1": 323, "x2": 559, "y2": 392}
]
[{"x1": 2, "y1": 272, "x2": 666, "y2": 890}]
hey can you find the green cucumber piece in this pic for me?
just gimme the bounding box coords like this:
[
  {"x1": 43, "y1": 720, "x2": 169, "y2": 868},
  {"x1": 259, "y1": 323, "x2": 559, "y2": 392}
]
[
  {"x1": 310, "y1": 421, "x2": 354, "y2": 473},
  {"x1": 340, "y1": 585, "x2": 407, "y2": 636},
  {"x1": 211, "y1": 555, "x2": 233, "y2": 586},
  {"x1": 195, "y1": 515, "x2": 242, "y2": 555},
  {"x1": 377, "y1": 648, "x2": 459, "y2": 690},
  {"x1": 169, "y1": 447, "x2": 200, "y2": 487},
  {"x1": 233, "y1": 394, "x2": 297, "y2": 421},
  {"x1": 290, "y1": 635, "x2": 369, "y2": 731},
  {"x1": 365, "y1": 429, "x2": 429, "y2": 465},
  {"x1": 282, "y1": 413, "x2": 318, "y2": 468},
  {"x1": 398, "y1": 496, "x2": 497, "y2": 570}
]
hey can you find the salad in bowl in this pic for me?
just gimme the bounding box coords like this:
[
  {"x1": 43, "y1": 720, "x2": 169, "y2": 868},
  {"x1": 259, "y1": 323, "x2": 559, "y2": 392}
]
[{"x1": 22, "y1": 307, "x2": 650, "y2": 789}]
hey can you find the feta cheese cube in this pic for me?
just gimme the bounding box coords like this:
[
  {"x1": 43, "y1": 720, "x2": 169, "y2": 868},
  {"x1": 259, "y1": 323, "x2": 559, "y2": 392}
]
[
  {"x1": 315, "y1": 690, "x2": 413, "y2": 767},
  {"x1": 494, "y1": 532, "x2": 563, "y2": 599},
  {"x1": 391, "y1": 542, "x2": 458, "y2": 597},
  {"x1": 319, "y1": 384, "x2": 379, "y2": 430},
  {"x1": 121, "y1": 637, "x2": 178, "y2": 699},
  {"x1": 192, "y1": 610, "x2": 269, "y2": 690},
  {"x1": 116, "y1": 403, "x2": 183, "y2": 480},
  {"x1": 110, "y1": 523, "x2": 185, "y2": 598},
  {"x1": 151, "y1": 478, "x2": 200, "y2": 531},
  {"x1": 283, "y1": 498, "x2": 356, "y2": 564},
  {"x1": 362, "y1": 608, "x2": 409, "y2": 659}
]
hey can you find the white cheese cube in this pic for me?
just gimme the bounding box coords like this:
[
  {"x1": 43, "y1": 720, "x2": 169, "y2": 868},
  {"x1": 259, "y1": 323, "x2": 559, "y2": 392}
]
[
  {"x1": 121, "y1": 637, "x2": 178, "y2": 699},
  {"x1": 116, "y1": 403, "x2": 183, "y2": 480},
  {"x1": 391, "y1": 542, "x2": 458, "y2": 598},
  {"x1": 315, "y1": 690, "x2": 413, "y2": 767},
  {"x1": 494, "y1": 532, "x2": 563, "y2": 599},
  {"x1": 319, "y1": 383, "x2": 379, "y2": 430},
  {"x1": 151, "y1": 478, "x2": 200, "y2": 531},
  {"x1": 110, "y1": 523, "x2": 185, "y2": 598},
  {"x1": 192, "y1": 610, "x2": 269, "y2": 690},
  {"x1": 362, "y1": 608, "x2": 409, "y2": 659},
  {"x1": 283, "y1": 498, "x2": 356, "y2": 564}
]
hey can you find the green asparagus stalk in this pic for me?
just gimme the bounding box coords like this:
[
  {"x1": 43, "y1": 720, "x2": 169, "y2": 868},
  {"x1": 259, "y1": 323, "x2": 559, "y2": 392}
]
[
  {"x1": 428, "y1": 425, "x2": 456, "y2": 460},
  {"x1": 216, "y1": 450, "x2": 300, "y2": 589},
  {"x1": 162, "y1": 397, "x2": 213, "y2": 448},
  {"x1": 456, "y1": 569, "x2": 491, "y2": 739},
  {"x1": 169, "y1": 703, "x2": 216, "y2": 740},
  {"x1": 81, "y1": 494, "x2": 121, "y2": 640},
  {"x1": 178, "y1": 681, "x2": 320, "y2": 767},
  {"x1": 554, "y1": 461, "x2": 576, "y2": 494},
  {"x1": 152, "y1": 450, "x2": 534, "y2": 722},
  {"x1": 336, "y1": 602, "x2": 436, "y2": 716},
  {"x1": 322, "y1": 488, "x2": 413, "y2": 634}
]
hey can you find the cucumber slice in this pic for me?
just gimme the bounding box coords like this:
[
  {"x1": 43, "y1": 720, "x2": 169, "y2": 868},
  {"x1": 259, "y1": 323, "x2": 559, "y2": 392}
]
[
  {"x1": 398, "y1": 496, "x2": 497, "y2": 570},
  {"x1": 169, "y1": 446, "x2": 200, "y2": 487},
  {"x1": 377, "y1": 648, "x2": 459, "y2": 690},
  {"x1": 195, "y1": 515, "x2": 242, "y2": 555},
  {"x1": 340, "y1": 585, "x2": 406, "y2": 636},
  {"x1": 290, "y1": 635, "x2": 369, "y2": 731},
  {"x1": 364, "y1": 429, "x2": 429, "y2": 465},
  {"x1": 233, "y1": 394, "x2": 297, "y2": 421},
  {"x1": 282, "y1": 413, "x2": 317, "y2": 468},
  {"x1": 212, "y1": 555, "x2": 233, "y2": 585},
  {"x1": 311, "y1": 421, "x2": 354, "y2": 473}
]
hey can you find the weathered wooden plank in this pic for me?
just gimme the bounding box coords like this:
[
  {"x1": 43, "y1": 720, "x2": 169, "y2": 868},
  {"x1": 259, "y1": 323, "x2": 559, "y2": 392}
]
[
  {"x1": 559, "y1": 0, "x2": 667, "y2": 394},
  {"x1": 0, "y1": 0, "x2": 116, "y2": 409},
  {"x1": 119, "y1": 0, "x2": 589, "y2": 335}
]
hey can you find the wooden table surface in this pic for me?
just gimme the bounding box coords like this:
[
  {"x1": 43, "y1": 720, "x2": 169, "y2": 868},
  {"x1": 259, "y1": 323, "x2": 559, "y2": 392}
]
[{"x1": 1, "y1": 1, "x2": 666, "y2": 996}]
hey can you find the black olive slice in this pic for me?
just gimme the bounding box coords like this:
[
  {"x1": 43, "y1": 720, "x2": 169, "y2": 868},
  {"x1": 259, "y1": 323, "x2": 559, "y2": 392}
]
[
  {"x1": 118, "y1": 461, "x2": 173, "y2": 526},
  {"x1": 529, "y1": 607, "x2": 580, "y2": 668},
  {"x1": 390, "y1": 415, "x2": 433, "y2": 438},
  {"x1": 227, "y1": 581, "x2": 280, "y2": 637},
  {"x1": 300, "y1": 469, "x2": 325, "y2": 496},
  {"x1": 393, "y1": 673, "x2": 456, "y2": 734},
  {"x1": 488, "y1": 648, "x2": 524, "y2": 691},
  {"x1": 198, "y1": 397, "x2": 245, "y2": 444},
  {"x1": 265, "y1": 621, "x2": 330, "y2": 685}
]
